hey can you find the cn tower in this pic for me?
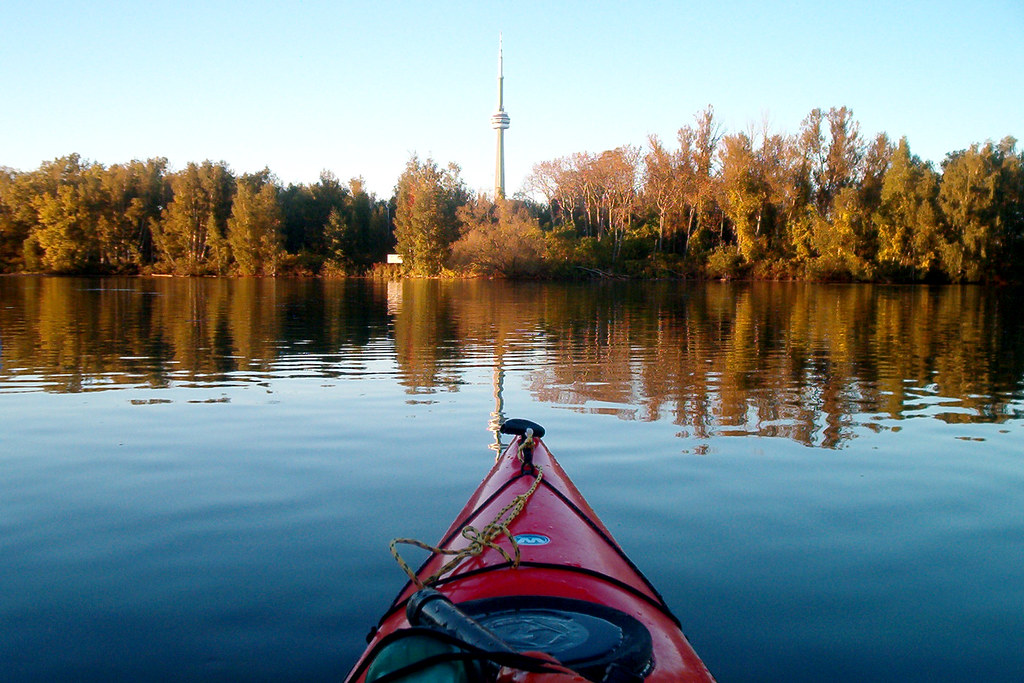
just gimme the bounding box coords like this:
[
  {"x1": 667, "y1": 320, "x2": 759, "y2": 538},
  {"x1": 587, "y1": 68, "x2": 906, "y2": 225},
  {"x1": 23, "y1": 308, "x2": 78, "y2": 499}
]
[{"x1": 490, "y1": 34, "x2": 510, "y2": 199}]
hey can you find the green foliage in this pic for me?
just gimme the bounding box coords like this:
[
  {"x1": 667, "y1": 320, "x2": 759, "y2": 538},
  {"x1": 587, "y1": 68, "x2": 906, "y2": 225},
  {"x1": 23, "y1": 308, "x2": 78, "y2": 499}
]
[
  {"x1": 706, "y1": 245, "x2": 746, "y2": 279},
  {"x1": 393, "y1": 156, "x2": 466, "y2": 276},
  {"x1": 227, "y1": 180, "x2": 283, "y2": 275},
  {"x1": 33, "y1": 181, "x2": 102, "y2": 272},
  {"x1": 719, "y1": 132, "x2": 768, "y2": 262},
  {"x1": 938, "y1": 138, "x2": 1023, "y2": 281},
  {"x1": 0, "y1": 175, "x2": 24, "y2": 270},
  {"x1": 0, "y1": 155, "x2": 392, "y2": 277},
  {"x1": 97, "y1": 158, "x2": 168, "y2": 268},
  {"x1": 322, "y1": 206, "x2": 351, "y2": 269},
  {"x1": 874, "y1": 138, "x2": 945, "y2": 279},
  {"x1": 152, "y1": 161, "x2": 235, "y2": 274},
  {"x1": 17, "y1": 156, "x2": 168, "y2": 273},
  {"x1": 809, "y1": 187, "x2": 873, "y2": 276},
  {"x1": 1, "y1": 116, "x2": 1021, "y2": 282},
  {"x1": 805, "y1": 254, "x2": 855, "y2": 281},
  {"x1": 277, "y1": 249, "x2": 323, "y2": 277},
  {"x1": 347, "y1": 177, "x2": 387, "y2": 268},
  {"x1": 280, "y1": 171, "x2": 348, "y2": 255},
  {"x1": 750, "y1": 257, "x2": 799, "y2": 280},
  {"x1": 21, "y1": 234, "x2": 42, "y2": 271}
]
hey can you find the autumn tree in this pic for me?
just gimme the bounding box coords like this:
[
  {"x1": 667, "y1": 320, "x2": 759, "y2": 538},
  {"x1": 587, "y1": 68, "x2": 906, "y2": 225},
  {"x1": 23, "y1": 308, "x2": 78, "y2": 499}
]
[
  {"x1": 718, "y1": 131, "x2": 767, "y2": 262},
  {"x1": 873, "y1": 138, "x2": 944, "y2": 278},
  {"x1": 823, "y1": 107, "x2": 865, "y2": 211},
  {"x1": 524, "y1": 158, "x2": 567, "y2": 226},
  {"x1": 676, "y1": 105, "x2": 723, "y2": 256},
  {"x1": 758, "y1": 129, "x2": 803, "y2": 260},
  {"x1": 0, "y1": 155, "x2": 171, "y2": 273},
  {"x1": 571, "y1": 146, "x2": 643, "y2": 259},
  {"x1": 1000, "y1": 139, "x2": 1024, "y2": 271},
  {"x1": 450, "y1": 197, "x2": 546, "y2": 277},
  {"x1": 10, "y1": 155, "x2": 91, "y2": 272},
  {"x1": 793, "y1": 107, "x2": 875, "y2": 275},
  {"x1": 643, "y1": 135, "x2": 683, "y2": 251},
  {"x1": 798, "y1": 107, "x2": 863, "y2": 219},
  {"x1": 939, "y1": 138, "x2": 1024, "y2": 281}
]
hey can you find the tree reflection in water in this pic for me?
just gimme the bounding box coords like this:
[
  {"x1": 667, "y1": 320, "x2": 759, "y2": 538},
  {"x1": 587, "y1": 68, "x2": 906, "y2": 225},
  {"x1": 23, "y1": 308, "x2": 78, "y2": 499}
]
[{"x1": 1, "y1": 277, "x2": 1021, "y2": 448}]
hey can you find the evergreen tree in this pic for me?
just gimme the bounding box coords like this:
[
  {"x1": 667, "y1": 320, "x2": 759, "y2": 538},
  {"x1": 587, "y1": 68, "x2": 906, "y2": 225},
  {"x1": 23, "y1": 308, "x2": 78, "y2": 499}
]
[
  {"x1": 321, "y1": 206, "x2": 352, "y2": 272},
  {"x1": 393, "y1": 156, "x2": 466, "y2": 275},
  {"x1": 227, "y1": 180, "x2": 283, "y2": 275}
]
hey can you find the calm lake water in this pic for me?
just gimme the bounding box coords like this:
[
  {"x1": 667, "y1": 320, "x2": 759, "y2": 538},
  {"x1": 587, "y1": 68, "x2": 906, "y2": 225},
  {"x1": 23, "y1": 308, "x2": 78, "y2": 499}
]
[{"x1": 1, "y1": 276, "x2": 1022, "y2": 682}]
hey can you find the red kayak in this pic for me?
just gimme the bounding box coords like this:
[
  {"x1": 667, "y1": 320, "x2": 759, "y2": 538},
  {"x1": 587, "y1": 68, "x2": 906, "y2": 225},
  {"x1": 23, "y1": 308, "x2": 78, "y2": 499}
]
[{"x1": 345, "y1": 419, "x2": 716, "y2": 682}]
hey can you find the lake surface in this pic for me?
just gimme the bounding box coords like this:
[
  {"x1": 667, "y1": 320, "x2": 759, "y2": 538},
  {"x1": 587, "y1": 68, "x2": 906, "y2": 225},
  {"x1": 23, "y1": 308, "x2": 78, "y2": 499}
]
[{"x1": 1, "y1": 276, "x2": 1022, "y2": 682}]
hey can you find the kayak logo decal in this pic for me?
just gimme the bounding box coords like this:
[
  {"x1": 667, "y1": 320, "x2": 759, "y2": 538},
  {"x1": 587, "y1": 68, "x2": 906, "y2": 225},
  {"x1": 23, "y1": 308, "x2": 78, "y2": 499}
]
[{"x1": 513, "y1": 533, "x2": 550, "y2": 546}]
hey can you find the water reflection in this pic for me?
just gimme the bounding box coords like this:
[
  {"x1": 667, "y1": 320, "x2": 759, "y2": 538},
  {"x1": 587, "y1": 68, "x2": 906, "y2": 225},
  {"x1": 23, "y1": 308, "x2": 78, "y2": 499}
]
[
  {"x1": 489, "y1": 364, "x2": 507, "y2": 455},
  {"x1": 1, "y1": 277, "x2": 1022, "y2": 447}
]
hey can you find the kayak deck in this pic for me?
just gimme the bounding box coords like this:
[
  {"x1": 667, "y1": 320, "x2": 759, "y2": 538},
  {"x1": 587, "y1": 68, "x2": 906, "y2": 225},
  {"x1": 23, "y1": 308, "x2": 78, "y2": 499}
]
[{"x1": 346, "y1": 421, "x2": 715, "y2": 682}]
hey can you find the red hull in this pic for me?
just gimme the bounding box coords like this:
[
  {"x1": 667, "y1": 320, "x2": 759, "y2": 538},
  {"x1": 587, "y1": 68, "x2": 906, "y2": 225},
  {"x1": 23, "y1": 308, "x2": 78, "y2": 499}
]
[{"x1": 346, "y1": 431, "x2": 715, "y2": 682}]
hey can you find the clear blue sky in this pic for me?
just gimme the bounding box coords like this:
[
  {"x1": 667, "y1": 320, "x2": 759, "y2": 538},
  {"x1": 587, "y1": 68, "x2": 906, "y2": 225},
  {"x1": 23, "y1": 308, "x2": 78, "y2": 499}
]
[{"x1": 2, "y1": 0, "x2": 1021, "y2": 198}]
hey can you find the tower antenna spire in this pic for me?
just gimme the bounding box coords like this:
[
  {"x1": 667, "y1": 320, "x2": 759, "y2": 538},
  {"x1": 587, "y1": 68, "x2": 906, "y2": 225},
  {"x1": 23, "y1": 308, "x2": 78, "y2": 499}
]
[{"x1": 490, "y1": 33, "x2": 510, "y2": 199}]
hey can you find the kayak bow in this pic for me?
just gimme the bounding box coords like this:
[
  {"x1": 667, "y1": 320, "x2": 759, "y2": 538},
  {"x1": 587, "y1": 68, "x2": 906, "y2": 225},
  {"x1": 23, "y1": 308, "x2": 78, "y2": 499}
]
[{"x1": 345, "y1": 419, "x2": 715, "y2": 682}]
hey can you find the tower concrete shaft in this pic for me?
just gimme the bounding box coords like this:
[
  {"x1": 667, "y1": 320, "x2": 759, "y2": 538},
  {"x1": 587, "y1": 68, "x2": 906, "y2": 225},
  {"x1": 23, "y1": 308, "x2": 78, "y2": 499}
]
[{"x1": 490, "y1": 35, "x2": 510, "y2": 199}]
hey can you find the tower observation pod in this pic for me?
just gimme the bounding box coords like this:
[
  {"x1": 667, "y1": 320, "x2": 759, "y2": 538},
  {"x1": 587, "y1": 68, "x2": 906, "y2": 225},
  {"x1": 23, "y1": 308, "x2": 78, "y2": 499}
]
[{"x1": 491, "y1": 34, "x2": 510, "y2": 199}]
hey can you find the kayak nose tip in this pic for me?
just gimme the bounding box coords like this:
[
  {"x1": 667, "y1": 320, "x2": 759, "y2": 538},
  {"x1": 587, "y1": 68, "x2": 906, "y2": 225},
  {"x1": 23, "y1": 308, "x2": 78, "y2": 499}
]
[{"x1": 499, "y1": 418, "x2": 545, "y2": 439}]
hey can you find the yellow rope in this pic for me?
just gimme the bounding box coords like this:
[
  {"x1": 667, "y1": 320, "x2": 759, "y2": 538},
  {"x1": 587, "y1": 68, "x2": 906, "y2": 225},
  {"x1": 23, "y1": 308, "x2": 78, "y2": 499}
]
[{"x1": 390, "y1": 437, "x2": 543, "y2": 588}]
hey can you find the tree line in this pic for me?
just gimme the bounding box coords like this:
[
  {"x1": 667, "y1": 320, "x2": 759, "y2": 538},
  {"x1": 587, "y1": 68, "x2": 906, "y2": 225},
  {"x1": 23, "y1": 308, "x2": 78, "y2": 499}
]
[
  {"x1": 0, "y1": 156, "x2": 392, "y2": 276},
  {"x1": 1, "y1": 105, "x2": 1021, "y2": 281},
  {"x1": 524, "y1": 106, "x2": 1023, "y2": 282}
]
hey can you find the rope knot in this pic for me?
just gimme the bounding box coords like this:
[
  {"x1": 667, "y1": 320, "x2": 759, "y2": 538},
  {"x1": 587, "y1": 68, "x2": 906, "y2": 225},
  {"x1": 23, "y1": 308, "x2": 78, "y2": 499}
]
[
  {"x1": 390, "y1": 465, "x2": 544, "y2": 588},
  {"x1": 516, "y1": 428, "x2": 535, "y2": 463}
]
